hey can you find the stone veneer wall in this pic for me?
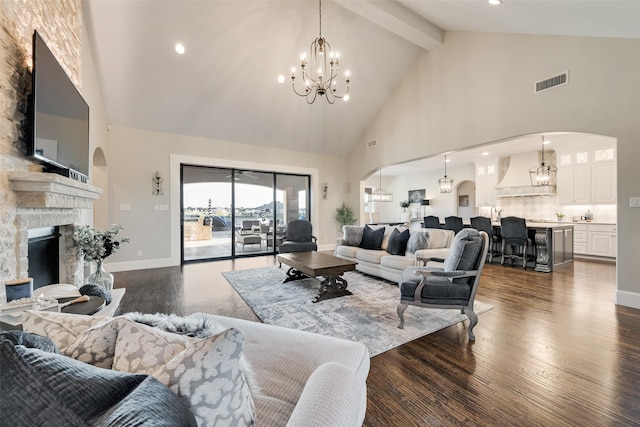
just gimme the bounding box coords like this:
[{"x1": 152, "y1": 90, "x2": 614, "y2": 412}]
[{"x1": 0, "y1": 0, "x2": 84, "y2": 297}]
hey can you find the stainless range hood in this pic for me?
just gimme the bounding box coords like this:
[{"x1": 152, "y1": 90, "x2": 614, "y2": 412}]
[{"x1": 495, "y1": 152, "x2": 556, "y2": 197}]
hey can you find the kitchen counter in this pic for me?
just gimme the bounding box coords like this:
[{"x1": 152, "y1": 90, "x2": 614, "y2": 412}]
[{"x1": 491, "y1": 221, "x2": 574, "y2": 272}]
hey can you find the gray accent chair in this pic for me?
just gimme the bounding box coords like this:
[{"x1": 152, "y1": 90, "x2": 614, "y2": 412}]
[
  {"x1": 278, "y1": 220, "x2": 318, "y2": 255},
  {"x1": 397, "y1": 228, "x2": 489, "y2": 341}
]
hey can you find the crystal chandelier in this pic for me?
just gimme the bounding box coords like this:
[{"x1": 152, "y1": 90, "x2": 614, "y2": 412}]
[
  {"x1": 438, "y1": 155, "x2": 453, "y2": 193},
  {"x1": 289, "y1": 0, "x2": 350, "y2": 104},
  {"x1": 371, "y1": 170, "x2": 393, "y2": 202},
  {"x1": 529, "y1": 135, "x2": 557, "y2": 186}
]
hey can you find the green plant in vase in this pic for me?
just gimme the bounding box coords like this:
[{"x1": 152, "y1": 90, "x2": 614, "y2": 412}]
[
  {"x1": 555, "y1": 211, "x2": 565, "y2": 221},
  {"x1": 72, "y1": 224, "x2": 130, "y2": 292},
  {"x1": 400, "y1": 200, "x2": 410, "y2": 211}
]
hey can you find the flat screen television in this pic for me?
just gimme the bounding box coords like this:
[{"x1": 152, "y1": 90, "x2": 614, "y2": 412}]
[{"x1": 26, "y1": 30, "x2": 89, "y2": 182}]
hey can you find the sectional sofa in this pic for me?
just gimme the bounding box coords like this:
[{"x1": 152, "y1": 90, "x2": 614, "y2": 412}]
[
  {"x1": 335, "y1": 225, "x2": 455, "y2": 282},
  {"x1": 5, "y1": 310, "x2": 370, "y2": 427}
]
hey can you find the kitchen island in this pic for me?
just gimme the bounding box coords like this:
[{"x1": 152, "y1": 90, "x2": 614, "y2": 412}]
[{"x1": 494, "y1": 221, "x2": 574, "y2": 272}]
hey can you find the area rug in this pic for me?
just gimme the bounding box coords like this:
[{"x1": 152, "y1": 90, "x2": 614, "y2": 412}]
[{"x1": 222, "y1": 266, "x2": 493, "y2": 357}]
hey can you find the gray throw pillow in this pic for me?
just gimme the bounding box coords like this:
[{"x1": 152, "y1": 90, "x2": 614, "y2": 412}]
[
  {"x1": 406, "y1": 230, "x2": 430, "y2": 253},
  {"x1": 342, "y1": 225, "x2": 364, "y2": 246},
  {"x1": 444, "y1": 228, "x2": 482, "y2": 283},
  {"x1": 0, "y1": 341, "x2": 197, "y2": 427},
  {"x1": 386, "y1": 228, "x2": 411, "y2": 255}
]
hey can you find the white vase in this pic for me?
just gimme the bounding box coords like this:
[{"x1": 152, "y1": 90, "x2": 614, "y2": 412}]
[{"x1": 85, "y1": 259, "x2": 114, "y2": 292}]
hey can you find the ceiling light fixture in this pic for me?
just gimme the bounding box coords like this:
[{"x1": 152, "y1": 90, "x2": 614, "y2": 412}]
[
  {"x1": 371, "y1": 170, "x2": 393, "y2": 202},
  {"x1": 438, "y1": 155, "x2": 454, "y2": 193},
  {"x1": 529, "y1": 135, "x2": 557, "y2": 186},
  {"x1": 175, "y1": 43, "x2": 185, "y2": 55},
  {"x1": 288, "y1": 0, "x2": 350, "y2": 104},
  {"x1": 488, "y1": 0, "x2": 502, "y2": 5}
]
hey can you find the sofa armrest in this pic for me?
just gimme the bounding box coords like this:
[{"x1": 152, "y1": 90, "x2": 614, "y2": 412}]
[
  {"x1": 286, "y1": 362, "x2": 366, "y2": 427},
  {"x1": 336, "y1": 238, "x2": 347, "y2": 246}
]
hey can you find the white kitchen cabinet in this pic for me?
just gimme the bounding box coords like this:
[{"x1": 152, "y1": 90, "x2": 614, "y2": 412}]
[
  {"x1": 573, "y1": 224, "x2": 588, "y2": 255},
  {"x1": 558, "y1": 164, "x2": 590, "y2": 204},
  {"x1": 587, "y1": 224, "x2": 616, "y2": 258},
  {"x1": 591, "y1": 161, "x2": 616, "y2": 203},
  {"x1": 474, "y1": 159, "x2": 498, "y2": 207}
]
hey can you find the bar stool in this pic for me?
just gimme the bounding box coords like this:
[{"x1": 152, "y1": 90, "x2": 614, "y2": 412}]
[
  {"x1": 444, "y1": 216, "x2": 464, "y2": 234},
  {"x1": 500, "y1": 216, "x2": 534, "y2": 269},
  {"x1": 423, "y1": 216, "x2": 441, "y2": 228},
  {"x1": 470, "y1": 216, "x2": 498, "y2": 262}
]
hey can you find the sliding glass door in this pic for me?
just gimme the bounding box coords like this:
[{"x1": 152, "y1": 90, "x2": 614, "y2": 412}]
[{"x1": 181, "y1": 165, "x2": 310, "y2": 262}]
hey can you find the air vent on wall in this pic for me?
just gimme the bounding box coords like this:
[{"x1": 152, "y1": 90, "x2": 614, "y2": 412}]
[
  {"x1": 367, "y1": 139, "x2": 378, "y2": 149},
  {"x1": 535, "y1": 71, "x2": 568, "y2": 93}
]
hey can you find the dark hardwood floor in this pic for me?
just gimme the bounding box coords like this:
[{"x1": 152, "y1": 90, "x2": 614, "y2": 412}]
[{"x1": 113, "y1": 256, "x2": 640, "y2": 426}]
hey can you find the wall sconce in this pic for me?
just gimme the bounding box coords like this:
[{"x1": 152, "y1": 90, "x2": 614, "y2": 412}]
[
  {"x1": 322, "y1": 183, "x2": 328, "y2": 199},
  {"x1": 152, "y1": 171, "x2": 163, "y2": 195}
]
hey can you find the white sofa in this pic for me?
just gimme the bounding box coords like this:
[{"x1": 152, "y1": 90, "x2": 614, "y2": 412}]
[
  {"x1": 17, "y1": 311, "x2": 370, "y2": 427},
  {"x1": 335, "y1": 225, "x2": 455, "y2": 282}
]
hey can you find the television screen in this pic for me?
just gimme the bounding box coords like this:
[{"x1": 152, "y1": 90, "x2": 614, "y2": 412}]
[{"x1": 27, "y1": 30, "x2": 89, "y2": 179}]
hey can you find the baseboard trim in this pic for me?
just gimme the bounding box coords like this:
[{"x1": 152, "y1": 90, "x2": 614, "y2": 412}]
[
  {"x1": 616, "y1": 290, "x2": 640, "y2": 310},
  {"x1": 105, "y1": 257, "x2": 177, "y2": 273}
]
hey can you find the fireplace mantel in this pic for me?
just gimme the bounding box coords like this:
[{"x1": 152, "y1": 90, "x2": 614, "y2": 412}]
[{"x1": 9, "y1": 172, "x2": 102, "y2": 208}]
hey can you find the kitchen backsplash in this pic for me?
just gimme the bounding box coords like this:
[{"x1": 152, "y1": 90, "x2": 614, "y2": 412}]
[{"x1": 478, "y1": 196, "x2": 616, "y2": 223}]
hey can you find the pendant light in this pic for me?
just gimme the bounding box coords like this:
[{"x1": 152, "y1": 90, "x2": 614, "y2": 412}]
[
  {"x1": 438, "y1": 155, "x2": 453, "y2": 193},
  {"x1": 529, "y1": 135, "x2": 557, "y2": 186},
  {"x1": 371, "y1": 170, "x2": 393, "y2": 202}
]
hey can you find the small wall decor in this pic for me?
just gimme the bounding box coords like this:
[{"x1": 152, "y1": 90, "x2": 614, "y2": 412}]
[
  {"x1": 408, "y1": 189, "x2": 425, "y2": 204},
  {"x1": 322, "y1": 183, "x2": 328, "y2": 199},
  {"x1": 458, "y1": 195, "x2": 469, "y2": 207},
  {"x1": 152, "y1": 171, "x2": 163, "y2": 195}
]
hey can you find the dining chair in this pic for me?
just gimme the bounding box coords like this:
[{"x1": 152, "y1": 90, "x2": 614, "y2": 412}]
[
  {"x1": 423, "y1": 216, "x2": 441, "y2": 229},
  {"x1": 444, "y1": 216, "x2": 464, "y2": 234}
]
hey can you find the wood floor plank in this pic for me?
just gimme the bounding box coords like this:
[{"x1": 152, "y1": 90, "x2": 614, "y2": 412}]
[{"x1": 113, "y1": 257, "x2": 640, "y2": 426}]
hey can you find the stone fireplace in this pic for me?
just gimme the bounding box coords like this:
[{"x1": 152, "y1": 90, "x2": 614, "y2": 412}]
[{"x1": 3, "y1": 171, "x2": 101, "y2": 301}]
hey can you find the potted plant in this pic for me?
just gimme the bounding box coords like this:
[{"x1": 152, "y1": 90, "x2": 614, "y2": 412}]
[
  {"x1": 555, "y1": 211, "x2": 565, "y2": 221},
  {"x1": 335, "y1": 203, "x2": 356, "y2": 230},
  {"x1": 400, "y1": 200, "x2": 410, "y2": 212},
  {"x1": 73, "y1": 224, "x2": 130, "y2": 292}
]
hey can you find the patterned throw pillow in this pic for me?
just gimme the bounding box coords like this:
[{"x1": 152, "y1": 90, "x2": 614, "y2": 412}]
[
  {"x1": 342, "y1": 225, "x2": 363, "y2": 246},
  {"x1": 112, "y1": 318, "x2": 194, "y2": 374},
  {"x1": 21, "y1": 310, "x2": 109, "y2": 353},
  {"x1": 64, "y1": 317, "x2": 125, "y2": 369},
  {"x1": 152, "y1": 328, "x2": 256, "y2": 427}
]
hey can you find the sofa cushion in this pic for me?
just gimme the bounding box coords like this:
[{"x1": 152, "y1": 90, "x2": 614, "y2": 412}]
[
  {"x1": 342, "y1": 225, "x2": 364, "y2": 246},
  {"x1": 359, "y1": 225, "x2": 385, "y2": 250},
  {"x1": 406, "y1": 230, "x2": 430, "y2": 253},
  {"x1": 335, "y1": 244, "x2": 359, "y2": 259},
  {"x1": 386, "y1": 228, "x2": 410, "y2": 255},
  {"x1": 380, "y1": 254, "x2": 416, "y2": 272},
  {"x1": 355, "y1": 249, "x2": 387, "y2": 265},
  {"x1": 428, "y1": 229, "x2": 455, "y2": 249},
  {"x1": 152, "y1": 328, "x2": 256, "y2": 427},
  {"x1": 0, "y1": 341, "x2": 197, "y2": 427}
]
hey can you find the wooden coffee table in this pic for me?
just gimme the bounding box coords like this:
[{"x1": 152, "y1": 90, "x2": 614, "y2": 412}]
[{"x1": 277, "y1": 252, "x2": 357, "y2": 303}]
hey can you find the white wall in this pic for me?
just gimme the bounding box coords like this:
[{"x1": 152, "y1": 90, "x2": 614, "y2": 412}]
[
  {"x1": 103, "y1": 125, "x2": 347, "y2": 271},
  {"x1": 346, "y1": 32, "x2": 640, "y2": 309}
]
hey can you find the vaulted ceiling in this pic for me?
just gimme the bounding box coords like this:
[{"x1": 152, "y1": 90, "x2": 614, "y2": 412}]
[{"x1": 84, "y1": 1, "x2": 640, "y2": 158}]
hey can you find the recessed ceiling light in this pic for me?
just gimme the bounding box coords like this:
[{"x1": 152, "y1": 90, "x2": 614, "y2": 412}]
[
  {"x1": 175, "y1": 43, "x2": 185, "y2": 55},
  {"x1": 482, "y1": 152, "x2": 489, "y2": 156},
  {"x1": 488, "y1": 0, "x2": 502, "y2": 5}
]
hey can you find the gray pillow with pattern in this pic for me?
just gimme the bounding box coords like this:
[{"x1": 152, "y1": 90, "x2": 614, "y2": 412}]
[
  {"x1": 406, "y1": 230, "x2": 430, "y2": 254},
  {"x1": 152, "y1": 328, "x2": 255, "y2": 427}
]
